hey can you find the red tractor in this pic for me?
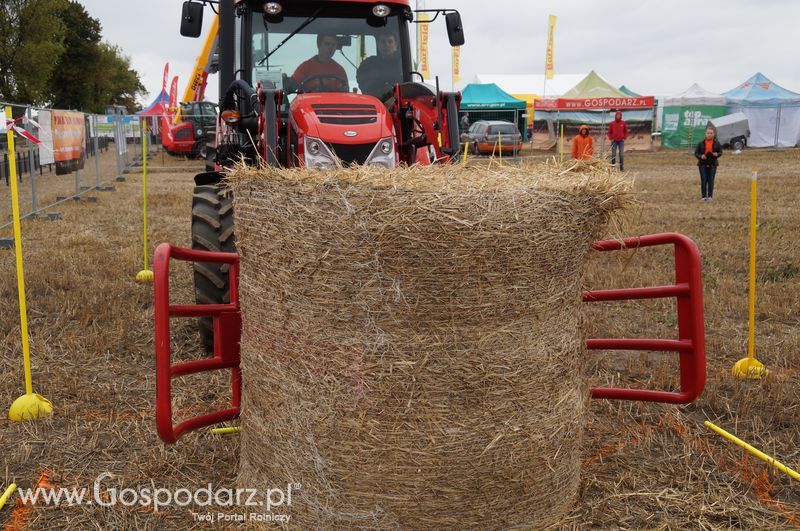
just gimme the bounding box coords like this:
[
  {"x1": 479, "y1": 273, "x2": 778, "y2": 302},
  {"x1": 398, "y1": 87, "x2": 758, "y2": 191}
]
[
  {"x1": 155, "y1": 0, "x2": 707, "y2": 443},
  {"x1": 179, "y1": 0, "x2": 464, "y2": 349}
]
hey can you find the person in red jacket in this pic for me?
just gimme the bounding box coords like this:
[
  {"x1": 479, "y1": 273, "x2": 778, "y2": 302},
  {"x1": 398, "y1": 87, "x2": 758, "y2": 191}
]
[
  {"x1": 571, "y1": 124, "x2": 593, "y2": 160},
  {"x1": 607, "y1": 110, "x2": 628, "y2": 171},
  {"x1": 289, "y1": 34, "x2": 349, "y2": 93}
]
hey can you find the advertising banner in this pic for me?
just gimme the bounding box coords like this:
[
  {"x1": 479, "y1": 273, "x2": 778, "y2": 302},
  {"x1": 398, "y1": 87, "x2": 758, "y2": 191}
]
[
  {"x1": 452, "y1": 46, "x2": 460, "y2": 84},
  {"x1": 661, "y1": 106, "x2": 727, "y2": 148},
  {"x1": 418, "y1": 14, "x2": 430, "y2": 80},
  {"x1": 52, "y1": 110, "x2": 85, "y2": 175},
  {"x1": 545, "y1": 15, "x2": 556, "y2": 80},
  {"x1": 538, "y1": 96, "x2": 655, "y2": 111},
  {"x1": 169, "y1": 76, "x2": 179, "y2": 110}
]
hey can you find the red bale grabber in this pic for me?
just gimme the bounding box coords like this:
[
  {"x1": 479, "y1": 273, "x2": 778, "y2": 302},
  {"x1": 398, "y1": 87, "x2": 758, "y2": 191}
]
[
  {"x1": 583, "y1": 232, "x2": 706, "y2": 404},
  {"x1": 153, "y1": 244, "x2": 242, "y2": 444},
  {"x1": 154, "y1": 233, "x2": 706, "y2": 443}
]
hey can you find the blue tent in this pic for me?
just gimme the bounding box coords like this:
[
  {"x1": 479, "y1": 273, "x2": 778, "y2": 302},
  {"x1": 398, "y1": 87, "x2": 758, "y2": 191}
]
[
  {"x1": 723, "y1": 73, "x2": 800, "y2": 147},
  {"x1": 460, "y1": 83, "x2": 527, "y2": 138},
  {"x1": 723, "y1": 72, "x2": 800, "y2": 106},
  {"x1": 137, "y1": 89, "x2": 170, "y2": 116}
]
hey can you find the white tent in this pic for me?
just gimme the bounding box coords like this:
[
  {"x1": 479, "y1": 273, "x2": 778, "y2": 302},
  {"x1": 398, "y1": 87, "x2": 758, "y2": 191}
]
[{"x1": 663, "y1": 83, "x2": 726, "y2": 107}]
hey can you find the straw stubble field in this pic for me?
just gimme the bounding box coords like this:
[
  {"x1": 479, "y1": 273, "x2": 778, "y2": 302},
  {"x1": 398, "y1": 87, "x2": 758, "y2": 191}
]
[{"x1": 0, "y1": 147, "x2": 798, "y2": 529}]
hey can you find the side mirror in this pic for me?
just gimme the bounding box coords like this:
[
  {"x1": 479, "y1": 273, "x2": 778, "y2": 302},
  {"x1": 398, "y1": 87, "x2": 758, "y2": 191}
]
[
  {"x1": 180, "y1": 1, "x2": 204, "y2": 38},
  {"x1": 445, "y1": 12, "x2": 465, "y2": 47}
]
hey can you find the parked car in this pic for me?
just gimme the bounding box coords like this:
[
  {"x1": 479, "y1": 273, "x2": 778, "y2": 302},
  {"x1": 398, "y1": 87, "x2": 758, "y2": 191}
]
[{"x1": 460, "y1": 120, "x2": 523, "y2": 155}]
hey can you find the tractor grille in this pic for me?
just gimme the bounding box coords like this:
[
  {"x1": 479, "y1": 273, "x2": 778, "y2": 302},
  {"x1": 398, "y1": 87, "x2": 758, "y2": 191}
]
[
  {"x1": 312, "y1": 103, "x2": 377, "y2": 126},
  {"x1": 329, "y1": 143, "x2": 374, "y2": 165}
]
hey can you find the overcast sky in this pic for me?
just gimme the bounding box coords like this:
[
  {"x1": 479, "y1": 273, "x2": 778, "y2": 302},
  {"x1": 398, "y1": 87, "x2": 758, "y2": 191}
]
[{"x1": 78, "y1": 0, "x2": 800, "y2": 106}]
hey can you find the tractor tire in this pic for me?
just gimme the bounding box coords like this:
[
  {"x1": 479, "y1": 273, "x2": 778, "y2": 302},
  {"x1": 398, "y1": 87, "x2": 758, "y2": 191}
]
[
  {"x1": 731, "y1": 137, "x2": 745, "y2": 151},
  {"x1": 191, "y1": 183, "x2": 235, "y2": 352}
]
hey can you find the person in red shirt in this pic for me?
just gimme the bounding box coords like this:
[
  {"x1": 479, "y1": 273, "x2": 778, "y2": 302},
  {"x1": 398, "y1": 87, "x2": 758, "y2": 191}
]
[
  {"x1": 607, "y1": 110, "x2": 628, "y2": 171},
  {"x1": 571, "y1": 124, "x2": 593, "y2": 160},
  {"x1": 290, "y1": 34, "x2": 349, "y2": 93}
]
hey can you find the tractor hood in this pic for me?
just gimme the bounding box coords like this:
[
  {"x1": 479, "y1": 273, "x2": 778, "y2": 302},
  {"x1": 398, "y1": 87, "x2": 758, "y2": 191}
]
[{"x1": 290, "y1": 92, "x2": 394, "y2": 148}]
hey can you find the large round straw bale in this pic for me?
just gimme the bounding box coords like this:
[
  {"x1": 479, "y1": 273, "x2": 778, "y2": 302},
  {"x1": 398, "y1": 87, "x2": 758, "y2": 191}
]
[{"x1": 230, "y1": 162, "x2": 630, "y2": 529}]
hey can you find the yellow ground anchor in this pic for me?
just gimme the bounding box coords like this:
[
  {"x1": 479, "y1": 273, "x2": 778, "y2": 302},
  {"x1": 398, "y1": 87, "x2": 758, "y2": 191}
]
[
  {"x1": 0, "y1": 483, "x2": 16, "y2": 511},
  {"x1": 462, "y1": 142, "x2": 469, "y2": 165},
  {"x1": 4, "y1": 107, "x2": 53, "y2": 422},
  {"x1": 705, "y1": 421, "x2": 799, "y2": 482},
  {"x1": 136, "y1": 128, "x2": 153, "y2": 283},
  {"x1": 732, "y1": 169, "x2": 767, "y2": 378},
  {"x1": 211, "y1": 427, "x2": 241, "y2": 435}
]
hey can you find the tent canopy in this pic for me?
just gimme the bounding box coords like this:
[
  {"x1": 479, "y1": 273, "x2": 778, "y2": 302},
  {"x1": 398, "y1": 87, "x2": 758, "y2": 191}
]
[
  {"x1": 460, "y1": 83, "x2": 527, "y2": 110},
  {"x1": 562, "y1": 71, "x2": 629, "y2": 99},
  {"x1": 539, "y1": 71, "x2": 654, "y2": 110},
  {"x1": 137, "y1": 89, "x2": 170, "y2": 116},
  {"x1": 664, "y1": 83, "x2": 726, "y2": 107},
  {"x1": 723, "y1": 72, "x2": 800, "y2": 106},
  {"x1": 619, "y1": 85, "x2": 641, "y2": 97}
]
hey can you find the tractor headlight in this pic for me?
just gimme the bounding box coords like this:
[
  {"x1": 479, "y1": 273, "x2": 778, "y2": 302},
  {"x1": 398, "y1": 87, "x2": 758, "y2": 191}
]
[
  {"x1": 263, "y1": 2, "x2": 283, "y2": 15},
  {"x1": 372, "y1": 4, "x2": 390, "y2": 17},
  {"x1": 304, "y1": 136, "x2": 340, "y2": 169},
  {"x1": 365, "y1": 137, "x2": 396, "y2": 167}
]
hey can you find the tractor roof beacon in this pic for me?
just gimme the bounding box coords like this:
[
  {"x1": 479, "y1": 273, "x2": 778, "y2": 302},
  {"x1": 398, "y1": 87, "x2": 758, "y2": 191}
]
[{"x1": 180, "y1": 0, "x2": 465, "y2": 350}]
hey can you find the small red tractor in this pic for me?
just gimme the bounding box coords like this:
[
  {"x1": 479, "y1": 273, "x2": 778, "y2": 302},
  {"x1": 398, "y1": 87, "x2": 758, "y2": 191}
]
[{"x1": 154, "y1": 0, "x2": 706, "y2": 443}]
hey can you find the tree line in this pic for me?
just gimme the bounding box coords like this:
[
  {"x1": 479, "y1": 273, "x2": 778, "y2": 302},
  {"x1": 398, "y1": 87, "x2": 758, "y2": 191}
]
[{"x1": 0, "y1": 0, "x2": 145, "y2": 113}]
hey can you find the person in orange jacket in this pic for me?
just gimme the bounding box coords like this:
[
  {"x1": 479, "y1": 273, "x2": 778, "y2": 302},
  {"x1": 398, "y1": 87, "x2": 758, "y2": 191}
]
[{"x1": 571, "y1": 124, "x2": 593, "y2": 160}]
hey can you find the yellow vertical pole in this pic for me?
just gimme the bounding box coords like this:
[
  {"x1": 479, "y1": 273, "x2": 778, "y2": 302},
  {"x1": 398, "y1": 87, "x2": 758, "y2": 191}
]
[
  {"x1": 498, "y1": 133, "x2": 503, "y2": 165},
  {"x1": 462, "y1": 142, "x2": 469, "y2": 165},
  {"x1": 747, "y1": 170, "x2": 757, "y2": 359},
  {"x1": 732, "y1": 169, "x2": 767, "y2": 378},
  {"x1": 6, "y1": 106, "x2": 52, "y2": 421},
  {"x1": 136, "y1": 127, "x2": 153, "y2": 283}
]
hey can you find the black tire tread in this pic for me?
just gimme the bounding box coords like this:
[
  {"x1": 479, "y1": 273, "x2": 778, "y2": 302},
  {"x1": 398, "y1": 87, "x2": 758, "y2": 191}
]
[{"x1": 191, "y1": 184, "x2": 235, "y2": 352}]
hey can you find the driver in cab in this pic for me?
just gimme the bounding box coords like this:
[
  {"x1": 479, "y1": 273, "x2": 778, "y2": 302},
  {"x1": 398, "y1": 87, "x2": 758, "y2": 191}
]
[
  {"x1": 289, "y1": 33, "x2": 349, "y2": 93},
  {"x1": 356, "y1": 31, "x2": 402, "y2": 99}
]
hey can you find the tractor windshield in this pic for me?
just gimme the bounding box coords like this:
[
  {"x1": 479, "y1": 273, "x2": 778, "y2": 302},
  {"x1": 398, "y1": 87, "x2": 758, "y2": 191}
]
[{"x1": 251, "y1": 8, "x2": 408, "y2": 99}]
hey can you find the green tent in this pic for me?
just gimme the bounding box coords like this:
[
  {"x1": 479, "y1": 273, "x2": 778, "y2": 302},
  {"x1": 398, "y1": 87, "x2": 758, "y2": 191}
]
[
  {"x1": 661, "y1": 84, "x2": 727, "y2": 149},
  {"x1": 619, "y1": 85, "x2": 641, "y2": 97},
  {"x1": 460, "y1": 83, "x2": 527, "y2": 139}
]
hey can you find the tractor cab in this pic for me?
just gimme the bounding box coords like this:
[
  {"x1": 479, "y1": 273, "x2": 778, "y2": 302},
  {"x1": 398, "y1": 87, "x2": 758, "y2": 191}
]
[{"x1": 182, "y1": 0, "x2": 464, "y2": 169}]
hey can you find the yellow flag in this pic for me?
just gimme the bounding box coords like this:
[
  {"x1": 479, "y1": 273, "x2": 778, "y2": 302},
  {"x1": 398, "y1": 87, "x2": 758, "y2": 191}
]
[
  {"x1": 418, "y1": 14, "x2": 430, "y2": 79},
  {"x1": 545, "y1": 15, "x2": 557, "y2": 80},
  {"x1": 452, "y1": 46, "x2": 461, "y2": 84}
]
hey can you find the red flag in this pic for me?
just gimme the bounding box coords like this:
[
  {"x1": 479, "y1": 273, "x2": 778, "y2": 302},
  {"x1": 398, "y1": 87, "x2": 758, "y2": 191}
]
[
  {"x1": 169, "y1": 76, "x2": 179, "y2": 109},
  {"x1": 162, "y1": 63, "x2": 169, "y2": 93}
]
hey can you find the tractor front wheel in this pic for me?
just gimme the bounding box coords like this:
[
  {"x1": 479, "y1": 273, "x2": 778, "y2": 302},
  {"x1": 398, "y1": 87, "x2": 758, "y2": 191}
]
[{"x1": 191, "y1": 183, "x2": 235, "y2": 352}]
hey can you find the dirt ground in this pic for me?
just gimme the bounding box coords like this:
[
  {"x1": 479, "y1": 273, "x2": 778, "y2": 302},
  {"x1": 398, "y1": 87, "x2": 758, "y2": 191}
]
[{"x1": 0, "y1": 146, "x2": 798, "y2": 529}]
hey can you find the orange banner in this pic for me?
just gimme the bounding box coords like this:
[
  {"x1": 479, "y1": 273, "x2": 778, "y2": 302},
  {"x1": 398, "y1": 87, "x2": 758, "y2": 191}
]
[
  {"x1": 418, "y1": 14, "x2": 430, "y2": 80},
  {"x1": 545, "y1": 15, "x2": 557, "y2": 80},
  {"x1": 51, "y1": 110, "x2": 85, "y2": 174}
]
